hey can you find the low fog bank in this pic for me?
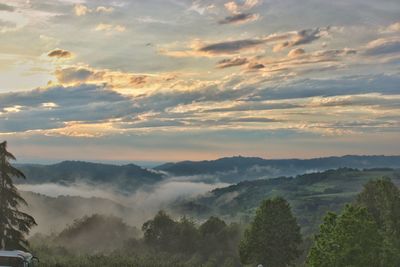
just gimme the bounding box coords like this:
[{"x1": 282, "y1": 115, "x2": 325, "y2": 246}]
[{"x1": 17, "y1": 176, "x2": 230, "y2": 235}]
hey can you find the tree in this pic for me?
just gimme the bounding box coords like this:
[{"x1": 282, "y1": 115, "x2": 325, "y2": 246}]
[
  {"x1": 307, "y1": 205, "x2": 382, "y2": 267},
  {"x1": 142, "y1": 210, "x2": 178, "y2": 251},
  {"x1": 239, "y1": 197, "x2": 302, "y2": 267},
  {"x1": 199, "y1": 216, "x2": 226, "y2": 236},
  {"x1": 199, "y1": 216, "x2": 228, "y2": 257},
  {"x1": 356, "y1": 178, "x2": 400, "y2": 266},
  {"x1": 0, "y1": 141, "x2": 36, "y2": 250},
  {"x1": 175, "y1": 216, "x2": 200, "y2": 254}
]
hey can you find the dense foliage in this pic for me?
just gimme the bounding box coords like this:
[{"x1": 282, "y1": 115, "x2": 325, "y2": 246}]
[
  {"x1": 307, "y1": 178, "x2": 400, "y2": 267},
  {"x1": 307, "y1": 205, "x2": 382, "y2": 267},
  {"x1": 355, "y1": 178, "x2": 400, "y2": 266},
  {"x1": 239, "y1": 197, "x2": 302, "y2": 267},
  {"x1": 56, "y1": 214, "x2": 140, "y2": 252},
  {"x1": 31, "y1": 212, "x2": 243, "y2": 267}
]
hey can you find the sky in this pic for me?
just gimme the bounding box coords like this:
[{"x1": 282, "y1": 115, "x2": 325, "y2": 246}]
[{"x1": 0, "y1": 0, "x2": 399, "y2": 163}]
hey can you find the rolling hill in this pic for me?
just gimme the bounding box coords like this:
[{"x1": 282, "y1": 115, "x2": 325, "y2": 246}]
[{"x1": 172, "y1": 168, "x2": 400, "y2": 235}]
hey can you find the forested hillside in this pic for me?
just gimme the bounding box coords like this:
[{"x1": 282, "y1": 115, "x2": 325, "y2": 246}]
[{"x1": 174, "y1": 168, "x2": 400, "y2": 234}]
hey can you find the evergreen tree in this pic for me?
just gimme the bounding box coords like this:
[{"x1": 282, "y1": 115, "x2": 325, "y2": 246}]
[
  {"x1": 356, "y1": 178, "x2": 400, "y2": 266},
  {"x1": 0, "y1": 141, "x2": 36, "y2": 250},
  {"x1": 307, "y1": 205, "x2": 382, "y2": 267},
  {"x1": 239, "y1": 197, "x2": 302, "y2": 267}
]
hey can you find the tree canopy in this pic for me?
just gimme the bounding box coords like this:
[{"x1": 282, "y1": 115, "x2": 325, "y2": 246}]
[
  {"x1": 239, "y1": 197, "x2": 302, "y2": 267},
  {"x1": 355, "y1": 178, "x2": 400, "y2": 265},
  {"x1": 307, "y1": 204, "x2": 382, "y2": 267}
]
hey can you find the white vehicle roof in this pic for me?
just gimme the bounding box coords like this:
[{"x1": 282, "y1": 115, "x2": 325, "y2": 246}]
[{"x1": 0, "y1": 250, "x2": 32, "y2": 260}]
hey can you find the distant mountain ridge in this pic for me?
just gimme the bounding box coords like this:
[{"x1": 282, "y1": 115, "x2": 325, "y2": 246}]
[
  {"x1": 155, "y1": 155, "x2": 400, "y2": 182},
  {"x1": 15, "y1": 155, "x2": 400, "y2": 190},
  {"x1": 16, "y1": 160, "x2": 165, "y2": 192}
]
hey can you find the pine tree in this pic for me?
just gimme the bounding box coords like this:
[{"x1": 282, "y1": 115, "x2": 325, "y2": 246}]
[
  {"x1": 239, "y1": 197, "x2": 302, "y2": 267},
  {"x1": 0, "y1": 141, "x2": 36, "y2": 250}
]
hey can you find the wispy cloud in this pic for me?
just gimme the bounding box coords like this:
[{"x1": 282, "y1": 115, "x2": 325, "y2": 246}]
[
  {"x1": 94, "y1": 23, "x2": 126, "y2": 34},
  {"x1": 74, "y1": 4, "x2": 114, "y2": 16},
  {"x1": 224, "y1": 0, "x2": 262, "y2": 13},
  {"x1": 216, "y1": 57, "x2": 249, "y2": 68},
  {"x1": 273, "y1": 28, "x2": 330, "y2": 51},
  {"x1": 218, "y1": 12, "x2": 260, "y2": 25},
  {"x1": 160, "y1": 27, "x2": 329, "y2": 57},
  {"x1": 380, "y1": 21, "x2": 400, "y2": 33},
  {"x1": 364, "y1": 37, "x2": 400, "y2": 56}
]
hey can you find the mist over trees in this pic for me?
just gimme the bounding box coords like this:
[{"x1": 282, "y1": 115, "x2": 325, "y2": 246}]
[
  {"x1": 0, "y1": 141, "x2": 36, "y2": 250},
  {"x1": 26, "y1": 177, "x2": 400, "y2": 267},
  {"x1": 1, "y1": 140, "x2": 400, "y2": 266}
]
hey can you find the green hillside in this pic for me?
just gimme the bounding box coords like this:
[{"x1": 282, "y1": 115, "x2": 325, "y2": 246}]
[{"x1": 174, "y1": 168, "x2": 400, "y2": 235}]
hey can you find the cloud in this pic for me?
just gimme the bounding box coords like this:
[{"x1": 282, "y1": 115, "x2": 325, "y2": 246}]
[
  {"x1": 95, "y1": 23, "x2": 126, "y2": 33},
  {"x1": 54, "y1": 66, "x2": 150, "y2": 90},
  {"x1": 216, "y1": 57, "x2": 249, "y2": 68},
  {"x1": 47, "y1": 49, "x2": 73, "y2": 59},
  {"x1": 218, "y1": 12, "x2": 260, "y2": 25},
  {"x1": 243, "y1": 0, "x2": 262, "y2": 9},
  {"x1": 0, "y1": 19, "x2": 17, "y2": 33},
  {"x1": 381, "y1": 21, "x2": 400, "y2": 33},
  {"x1": 204, "y1": 101, "x2": 300, "y2": 113},
  {"x1": 159, "y1": 38, "x2": 266, "y2": 57},
  {"x1": 273, "y1": 28, "x2": 329, "y2": 51},
  {"x1": 74, "y1": 4, "x2": 114, "y2": 16},
  {"x1": 308, "y1": 94, "x2": 400, "y2": 108},
  {"x1": 245, "y1": 47, "x2": 355, "y2": 73},
  {"x1": 252, "y1": 74, "x2": 400, "y2": 101},
  {"x1": 288, "y1": 48, "x2": 306, "y2": 58},
  {"x1": 1, "y1": 72, "x2": 399, "y2": 137},
  {"x1": 0, "y1": 84, "x2": 125, "y2": 110},
  {"x1": 0, "y1": 84, "x2": 136, "y2": 133},
  {"x1": 364, "y1": 38, "x2": 400, "y2": 56},
  {"x1": 187, "y1": 1, "x2": 216, "y2": 15},
  {"x1": 248, "y1": 62, "x2": 265, "y2": 69},
  {"x1": 55, "y1": 67, "x2": 94, "y2": 84},
  {"x1": 224, "y1": 0, "x2": 262, "y2": 13},
  {"x1": 130, "y1": 76, "x2": 147, "y2": 86},
  {"x1": 74, "y1": 4, "x2": 89, "y2": 16},
  {"x1": 199, "y1": 38, "x2": 265, "y2": 53},
  {"x1": 0, "y1": 3, "x2": 15, "y2": 12},
  {"x1": 224, "y1": 2, "x2": 240, "y2": 13},
  {"x1": 161, "y1": 28, "x2": 327, "y2": 58},
  {"x1": 96, "y1": 6, "x2": 114, "y2": 13}
]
